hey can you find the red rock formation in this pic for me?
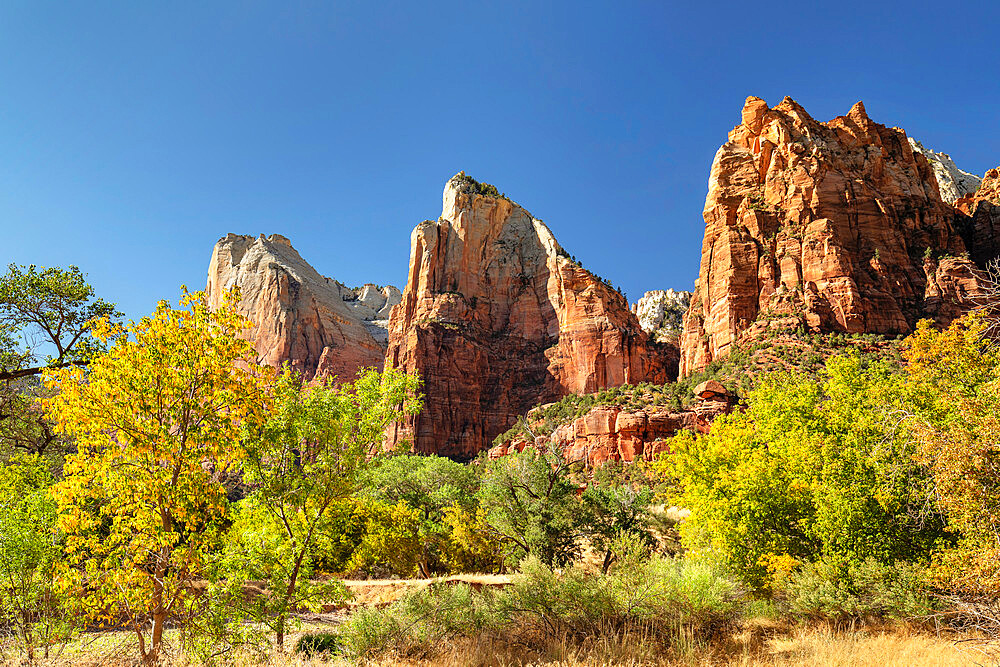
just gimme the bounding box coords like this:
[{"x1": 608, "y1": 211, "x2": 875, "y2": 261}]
[
  {"x1": 206, "y1": 233, "x2": 399, "y2": 382},
  {"x1": 680, "y1": 97, "x2": 987, "y2": 375},
  {"x1": 488, "y1": 392, "x2": 734, "y2": 466},
  {"x1": 956, "y1": 167, "x2": 1000, "y2": 268},
  {"x1": 385, "y1": 174, "x2": 677, "y2": 459}
]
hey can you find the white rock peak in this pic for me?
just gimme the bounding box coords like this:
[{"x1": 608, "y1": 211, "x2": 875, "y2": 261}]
[
  {"x1": 909, "y1": 138, "x2": 982, "y2": 204},
  {"x1": 631, "y1": 289, "x2": 692, "y2": 341}
]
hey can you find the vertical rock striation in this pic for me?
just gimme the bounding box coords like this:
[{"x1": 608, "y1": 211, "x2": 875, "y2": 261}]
[
  {"x1": 206, "y1": 233, "x2": 400, "y2": 381},
  {"x1": 385, "y1": 173, "x2": 676, "y2": 459},
  {"x1": 680, "y1": 97, "x2": 987, "y2": 376},
  {"x1": 956, "y1": 167, "x2": 1000, "y2": 269}
]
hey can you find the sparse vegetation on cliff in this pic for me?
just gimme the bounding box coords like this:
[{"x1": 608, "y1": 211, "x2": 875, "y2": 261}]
[{"x1": 452, "y1": 172, "x2": 511, "y2": 202}]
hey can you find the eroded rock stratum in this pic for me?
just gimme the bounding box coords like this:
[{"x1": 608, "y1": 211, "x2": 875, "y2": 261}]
[
  {"x1": 206, "y1": 233, "x2": 400, "y2": 381},
  {"x1": 679, "y1": 96, "x2": 994, "y2": 376},
  {"x1": 384, "y1": 173, "x2": 676, "y2": 459}
]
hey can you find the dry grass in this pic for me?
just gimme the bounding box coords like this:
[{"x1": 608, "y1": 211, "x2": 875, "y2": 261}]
[
  {"x1": 342, "y1": 574, "x2": 512, "y2": 606},
  {"x1": 11, "y1": 622, "x2": 984, "y2": 667}
]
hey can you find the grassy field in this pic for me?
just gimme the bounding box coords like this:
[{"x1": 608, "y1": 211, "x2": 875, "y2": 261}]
[{"x1": 8, "y1": 615, "x2": 986, "y2": 666}]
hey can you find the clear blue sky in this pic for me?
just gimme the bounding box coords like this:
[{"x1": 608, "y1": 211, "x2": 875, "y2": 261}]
[{"x1": 3, "y1": 1, "x2": 999, "y2": 320}]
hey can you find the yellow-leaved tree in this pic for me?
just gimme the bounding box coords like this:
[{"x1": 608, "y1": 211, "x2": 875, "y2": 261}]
[
  {"x1": 42, "y1": 288, "x2": 273, "y2": 666},
  {"x1": 905, "y1": 312, "x2": 1000, "y2": 595}
]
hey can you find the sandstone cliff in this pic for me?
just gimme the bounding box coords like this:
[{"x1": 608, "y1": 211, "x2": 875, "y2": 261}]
[
  {"x1": 488, "y1": 381, "x2": 734, "y2": 466},
  {"x1": 206, "y1": 233, "x2": 400, "y2": 381},
  {"x1": 679, "y1": 97, "x2": 987, "y2": 376},
  {"x1": 384, "y1": 173, "x2": 676, "y2": 459},
  {"x1": 956, "y1": 167, "x2": 1000, "y2": 269}
]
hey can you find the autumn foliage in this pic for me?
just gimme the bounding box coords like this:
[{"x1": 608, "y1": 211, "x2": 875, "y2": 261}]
[{"x1": 42, "y1": 288, "x2": 274, "y2": 665}]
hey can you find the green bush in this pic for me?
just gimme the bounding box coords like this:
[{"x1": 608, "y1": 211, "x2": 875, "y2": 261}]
[
  {"x1": 340, "y1": 582, "x2": 498, "y2": 659},
  {"x1": 501, "y1": 554, "x2": 741, "y2": 636},
  {"x1": 785, "y1": 558, "x2": 935, "y2": 621},
  {"x1": 295, "y1": 632, "x2": 343, "y2": 656},
  {"x1": 338, "y1": 551, "x2": 743, "y2": 660}
]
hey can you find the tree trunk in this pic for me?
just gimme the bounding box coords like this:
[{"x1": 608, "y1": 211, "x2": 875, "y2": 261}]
[
  {"x1": 277, "y1": 558, "x2": 304, "y2": 652},
  {"x1": 601, "y1": 549, "x2": 615, "y2": 574},
  {"x1": 145, "y1": 552, "x2": 168, "y2": 666}
]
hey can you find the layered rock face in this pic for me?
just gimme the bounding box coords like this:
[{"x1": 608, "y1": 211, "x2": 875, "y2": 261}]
[
  {"x1": 488, "y1": 384, "x2": 735, "y2": 466},
  {"x1": 909, "y1": 138, "x2": 982, "y2": 204},
  {"x1": 385, "y1": 174, "x2": 676, "y2": 459},
  {"x1": 206, "y1": 233, "x2": 400, "y2": 381},
  {"x1": 632, "y1": 289, "x2": 692, "y2": 342},
  {"x1": 956, "y1": 167, "x2": 1000, "y2": 268},
  {"x1": 680, "y1": 97, "x2": 986, "y2": 375}
]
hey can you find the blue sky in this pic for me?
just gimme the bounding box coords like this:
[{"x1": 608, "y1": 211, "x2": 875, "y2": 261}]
[{"x1": 3, "y1": 1, "x2": 999, "y2": 320}]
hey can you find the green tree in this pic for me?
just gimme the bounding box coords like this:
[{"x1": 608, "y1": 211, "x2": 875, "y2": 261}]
[
  {"x1": 0, "y1": 264, "x2": 119, "y2": 381},
  {"x1": 43, "y1": 288, "x2": 271, "y2": 666},
  {"x1": 0, "y1": 264, "x2": 120, "y2": 464},
  {"x1": 478, "y1": 443, "x2": 585, "y2": 568},
  {"x1": 359, "y1": 453, "x2": 478, "y2": 576},
  {"x1": 0, "y1": 455, "x2": 74, "y2": 664},
  {"x1": 581, "y1": 483, "x2": 656, "y2": 572},
  {"x1": 222, "y1": 367, "x2": 422, "y2": 651},
  {"x1": 659, "y1": 354, "x2": 948, "y2": 592}
]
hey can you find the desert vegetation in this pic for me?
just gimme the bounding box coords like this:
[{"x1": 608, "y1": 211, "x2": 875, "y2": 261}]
[{"x1": 2, "y1": 263, "x2": 999, "y2": 666}]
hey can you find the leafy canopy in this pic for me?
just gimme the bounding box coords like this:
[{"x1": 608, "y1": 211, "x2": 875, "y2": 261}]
[
  {"x1": 659, "y1": 354, "x2": 949, "y2": 592},
  {"x1": 904, "y1": 313, "x2": 1000, "y2": 594},
  {"x1": 219, "y1": 367, "x2": 422, "y2": 650},
  {"x1": 42, "y1": 287, "x2": 272, "y2": 665},
  {"x1": 0, "y1": 264, "x2": 120, "y2": 378}
]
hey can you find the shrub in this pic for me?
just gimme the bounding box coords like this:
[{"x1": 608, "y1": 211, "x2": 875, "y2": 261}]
[
  {"x1": 508, "y1": 551, "x2": 744, "y2": 635},
  {"x1": 295, "y1": 632, "x2": 343, "y2": 656},
  {"x1": 339, "y1": 582, "x2": 499, "y2": 659},
  {"x1": 337, "y1": 551, "x2": 744, "y2": 660},
  {"x1": 785, "y1": 558, "x2": 935, "y2": 622}
]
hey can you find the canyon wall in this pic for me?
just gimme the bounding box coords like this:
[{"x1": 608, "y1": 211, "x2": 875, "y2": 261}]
[
  {"x1": 384, "y1": 174, "x2": 676, "y2": 459},
  {"x1": 956, "y1": 167, "x2": 1000, "y2": 269},
  {"x1": 679, "y1": 97, "x2": 990, "y2": 376},
  {"x1": 206, "y1": 233, "x2": 399, "y2": 381}
]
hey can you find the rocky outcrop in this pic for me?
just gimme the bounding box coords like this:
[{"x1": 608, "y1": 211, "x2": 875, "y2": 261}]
[
  {"x1": 385, "y1": 173, "x2": 676, "y2": 459},
  {"x1": 956, "y1": 167, "x2": 1000, "y2": 268},
  {"x1": 488, "y1": 385, "x2": 735, "y2": 466},
  {"x1": 909, "y1": 138, "x2": 982, "y2": 204},
  {"x1": 632, "y1": 290, "x2": 691, "y2": 342},
  {"x1": 206, "y1": 233, "x2": 400, "y2": 381},
  {"x1": 680, "y1": 97, "x2": 986, "y2": 376}
]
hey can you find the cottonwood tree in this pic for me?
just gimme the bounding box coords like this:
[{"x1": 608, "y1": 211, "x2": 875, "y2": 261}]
[
  {"x1": 43, "y1": 288, "x2": 271, "y2": 666},
  {"x1": 905, "y1": 312, "x2": 1000, "y2": 595},
  {"x1": 0, "y1": 264, "x2": 120, "y2": 463},
  {"x1": 357, "y1": 453, "x2": 478, "y2": 577},
  {"x1": 219, "y1": 367, "x2": 422, "y2": 651},
  {"x1": 659, "y1": 354, "x2": 950, "y2": 592},
  {"x1": 478, "y1": 443, "x2": 586, "y2": 568}
]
